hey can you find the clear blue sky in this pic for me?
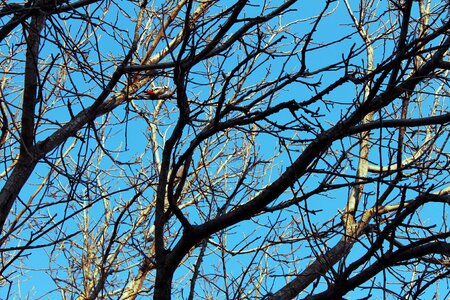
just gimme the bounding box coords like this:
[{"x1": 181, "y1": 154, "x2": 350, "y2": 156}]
[{"x1": 1, "y1": 1, "x2": 448, "y2": 299}]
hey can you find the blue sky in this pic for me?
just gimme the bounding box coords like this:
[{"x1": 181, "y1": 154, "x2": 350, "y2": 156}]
[{"x1": 1, "y1": 1, "x2": 449, "y2": 299}]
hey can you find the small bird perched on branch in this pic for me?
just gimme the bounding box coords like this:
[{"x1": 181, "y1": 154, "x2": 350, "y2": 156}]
[{"x1": 144, "y1": 85, "x2": 169, "y2": 99}]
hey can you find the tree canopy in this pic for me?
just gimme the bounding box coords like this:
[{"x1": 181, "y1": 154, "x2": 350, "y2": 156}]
[{"x1": 1, "y1": 0, "x2": 450, "y2": 299}]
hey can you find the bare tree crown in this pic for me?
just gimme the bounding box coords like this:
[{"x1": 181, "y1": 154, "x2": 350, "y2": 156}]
[{"x1": 0, "y1": 1, "x2": 449, "y2": 299}]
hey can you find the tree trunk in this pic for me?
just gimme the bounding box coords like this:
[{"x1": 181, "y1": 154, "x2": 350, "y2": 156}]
[{"x1": 154, "y1": 264, "x2": 174, "y2": 300}]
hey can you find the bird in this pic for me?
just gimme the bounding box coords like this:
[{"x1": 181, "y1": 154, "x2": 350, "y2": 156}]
[{"x1": 144, "y1": 85, "x2": 169, "y2": 99}]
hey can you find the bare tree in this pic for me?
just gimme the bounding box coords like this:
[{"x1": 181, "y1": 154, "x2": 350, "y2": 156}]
[{"x1": 1, "y1": 0, "x2": 450, "y2": 299}]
